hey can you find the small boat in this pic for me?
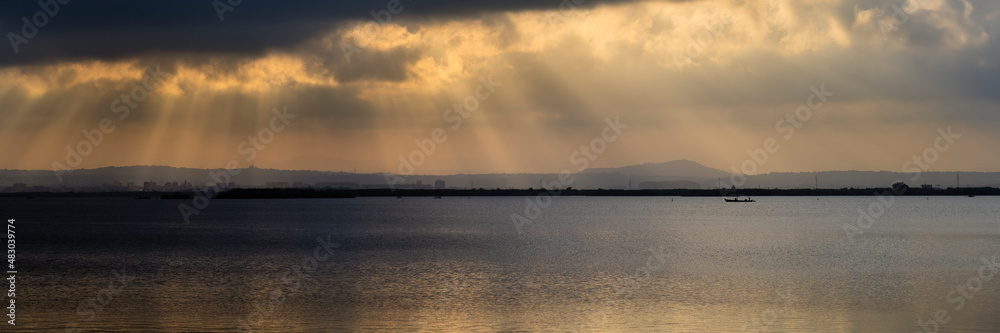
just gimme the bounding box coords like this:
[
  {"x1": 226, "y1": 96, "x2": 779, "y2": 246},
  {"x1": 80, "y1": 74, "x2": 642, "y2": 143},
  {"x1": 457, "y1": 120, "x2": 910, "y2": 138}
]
[
  {"x1": 724, "y1": 196, "x2": 755, "y2": 203},
  {"x1": 434, "y1": 196, "x2": 442, "y2": 199},
  {"x1": 968, "y1": 194, "x2": 975, "y2": 197}
]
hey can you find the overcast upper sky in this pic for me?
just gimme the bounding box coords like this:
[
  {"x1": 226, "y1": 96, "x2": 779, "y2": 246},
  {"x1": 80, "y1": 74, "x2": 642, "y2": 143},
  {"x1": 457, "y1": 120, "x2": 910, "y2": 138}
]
[{"x1": 1, "y1": 0, "x2": 998, "y2": 174}]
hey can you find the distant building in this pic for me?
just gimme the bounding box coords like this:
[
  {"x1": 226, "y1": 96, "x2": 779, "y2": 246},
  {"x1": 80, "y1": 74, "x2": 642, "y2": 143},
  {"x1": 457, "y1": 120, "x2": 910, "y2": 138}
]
[
  {"x1": 12, "y1": 183, "x2": 27, "y2": 192},
  {"x1": 434, "y1": 179, "x2": 446, "y2": 189},
  {"x1": 143, "y1": 182, "x2": 157, "y2": 192},
  {"x1": 292, "y1": 182, "x2": 307, "y2": 188}
]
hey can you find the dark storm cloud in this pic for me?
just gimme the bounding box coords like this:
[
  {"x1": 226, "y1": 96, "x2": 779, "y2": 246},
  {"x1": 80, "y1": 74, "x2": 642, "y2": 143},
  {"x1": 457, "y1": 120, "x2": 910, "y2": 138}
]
[{"x1": 0, "y1": 0, "x2": 656, "y2": 66}]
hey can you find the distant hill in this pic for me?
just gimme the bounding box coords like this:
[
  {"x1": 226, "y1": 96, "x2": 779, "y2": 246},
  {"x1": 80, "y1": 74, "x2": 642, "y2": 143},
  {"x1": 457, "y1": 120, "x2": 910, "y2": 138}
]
[
  {"x1": 583, "y1": 160, "x2": 729, "y2": 179},
  {"x1": 638, "y1": 180, "x2": 702, "y2": 189}
]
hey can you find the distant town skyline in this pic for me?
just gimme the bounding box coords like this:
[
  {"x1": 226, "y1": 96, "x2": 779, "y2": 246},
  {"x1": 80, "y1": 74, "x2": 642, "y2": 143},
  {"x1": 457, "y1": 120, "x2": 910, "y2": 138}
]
[{"x1": 4, "y1": 161, "x2": 999, "y2": 193}]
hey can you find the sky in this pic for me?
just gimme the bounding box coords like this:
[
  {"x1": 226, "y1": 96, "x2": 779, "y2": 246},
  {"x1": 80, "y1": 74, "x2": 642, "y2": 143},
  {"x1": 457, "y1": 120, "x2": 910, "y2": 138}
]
[{"x1": 1, "y1": 0, "x2": 998, "y2": 174}]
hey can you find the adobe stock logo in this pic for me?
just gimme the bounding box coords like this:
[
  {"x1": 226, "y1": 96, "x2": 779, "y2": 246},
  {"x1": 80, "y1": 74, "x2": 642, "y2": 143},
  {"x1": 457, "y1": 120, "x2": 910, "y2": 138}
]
[{"x1": 7, "y1": 0, "x2": 71, "y2": 54}]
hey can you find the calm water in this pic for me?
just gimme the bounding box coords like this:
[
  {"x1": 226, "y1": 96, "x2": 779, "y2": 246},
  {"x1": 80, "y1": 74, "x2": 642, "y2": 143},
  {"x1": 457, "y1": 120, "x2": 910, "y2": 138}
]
[{"x1": 3, "y1": 196, "x2": 1000, "y2": 332}]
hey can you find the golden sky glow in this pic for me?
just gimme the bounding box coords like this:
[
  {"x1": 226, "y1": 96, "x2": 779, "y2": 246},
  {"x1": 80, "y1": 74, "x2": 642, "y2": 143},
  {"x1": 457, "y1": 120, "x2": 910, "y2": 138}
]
[{"x1": 1, "y1": 0, "x2": 999, "y2": 173}]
